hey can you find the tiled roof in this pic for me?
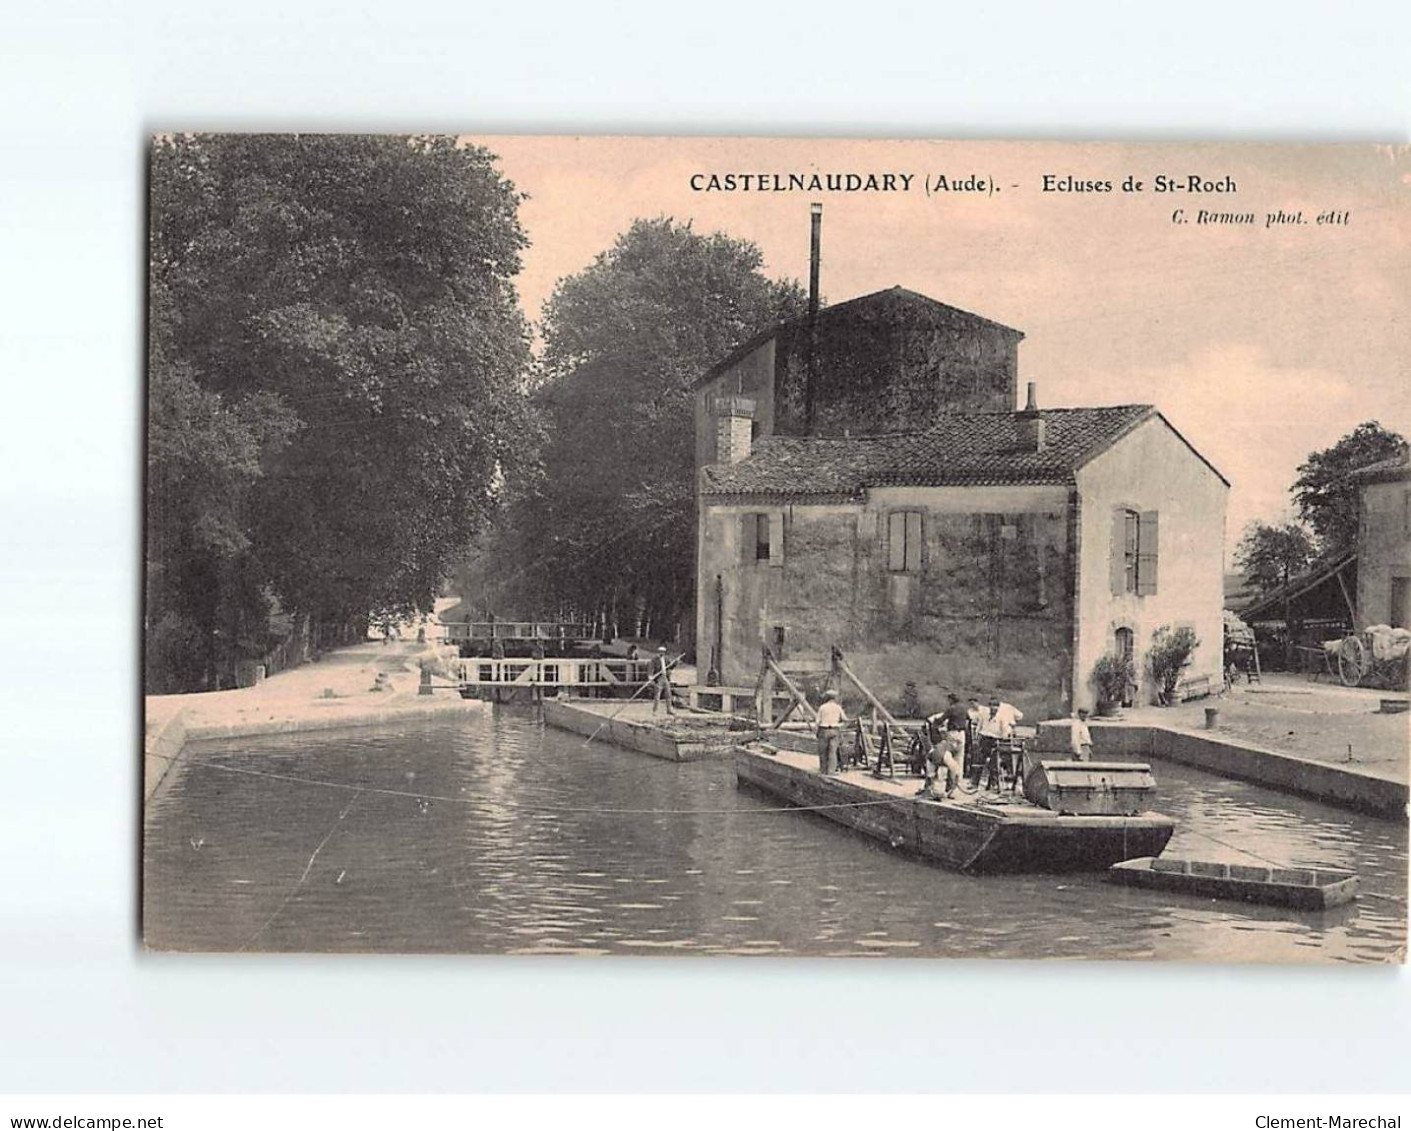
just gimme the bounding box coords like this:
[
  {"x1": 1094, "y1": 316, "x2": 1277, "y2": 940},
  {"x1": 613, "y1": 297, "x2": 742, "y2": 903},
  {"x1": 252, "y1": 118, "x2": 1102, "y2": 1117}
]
[
  {"x1": 700, "y1": 406, "x2": 1157, "y2": 497},
  {"x1": 1347, "y1": 450, "x2": 1411, "y2": 484}
]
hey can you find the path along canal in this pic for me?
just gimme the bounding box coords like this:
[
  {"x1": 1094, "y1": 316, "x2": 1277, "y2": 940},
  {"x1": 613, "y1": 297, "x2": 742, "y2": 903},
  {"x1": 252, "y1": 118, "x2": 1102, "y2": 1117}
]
[{"x1": 144, "y1": 709, "x2": 1407, "y2": 962}]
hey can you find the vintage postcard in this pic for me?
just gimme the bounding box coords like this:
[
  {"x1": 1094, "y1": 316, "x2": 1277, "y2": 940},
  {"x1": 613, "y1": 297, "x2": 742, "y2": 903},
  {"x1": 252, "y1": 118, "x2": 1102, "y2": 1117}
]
[{"x1": 143, "y1": 136, "x2": 1409, "y2": 962}]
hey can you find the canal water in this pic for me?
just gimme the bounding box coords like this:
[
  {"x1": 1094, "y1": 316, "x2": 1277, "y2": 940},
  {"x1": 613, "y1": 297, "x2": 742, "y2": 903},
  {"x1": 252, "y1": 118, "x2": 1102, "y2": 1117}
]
[{"x1": 144, "y1": 709, "x2": 1408, "y2": 963}]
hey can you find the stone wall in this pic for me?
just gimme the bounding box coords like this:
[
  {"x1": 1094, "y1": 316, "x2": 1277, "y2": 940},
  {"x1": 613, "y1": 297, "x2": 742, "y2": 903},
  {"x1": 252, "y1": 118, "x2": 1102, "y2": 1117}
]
[
  {"x1": 772, "y1": 295, "x2": 1020, "y2": 435},
  {"x1": 1357, "y1": 478, "x2": 1411, "y2": 629},
  {"x1": 700, "y1": 484, "x2": 1073, "y2": 719}
]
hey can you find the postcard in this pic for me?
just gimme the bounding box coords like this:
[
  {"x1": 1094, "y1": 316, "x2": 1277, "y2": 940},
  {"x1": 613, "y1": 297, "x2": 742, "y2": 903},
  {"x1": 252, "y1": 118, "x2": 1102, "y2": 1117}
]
[{"x1": 143, "y1": 135, "x2": 1409, "y2": 962}]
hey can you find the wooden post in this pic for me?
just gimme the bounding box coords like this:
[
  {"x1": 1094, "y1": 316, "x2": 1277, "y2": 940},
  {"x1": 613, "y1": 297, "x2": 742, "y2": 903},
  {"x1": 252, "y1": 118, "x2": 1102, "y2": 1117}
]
[
  {"x1": 766, "y1": 654, "x2": 819, "y2": 724},
  {"x1": 757, "y1": 647, "x2": 775, "y2": 729},
  {"x1": 833, "y1": 649, "x2": 902, "y2": 730}
]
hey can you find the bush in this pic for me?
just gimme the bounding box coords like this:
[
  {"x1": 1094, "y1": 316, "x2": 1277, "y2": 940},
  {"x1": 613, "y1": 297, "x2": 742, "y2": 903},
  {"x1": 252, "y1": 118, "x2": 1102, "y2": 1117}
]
[
  {"x1": 1090, "y1": 652, "x2": 1136, "y2": 711},
  {"x1": 1147, "y1": 625, "x2": 1200, "y2": 705}
]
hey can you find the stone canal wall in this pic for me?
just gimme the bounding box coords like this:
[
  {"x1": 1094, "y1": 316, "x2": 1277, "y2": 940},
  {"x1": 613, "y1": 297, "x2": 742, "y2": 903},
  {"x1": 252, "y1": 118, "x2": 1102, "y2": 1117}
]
[
  {"x1": 1090, "y1": 722, "x2": 1407, "y2": 819},
  {"x1": 144, "y1": 696, "x2": 485, "y2": 801}
]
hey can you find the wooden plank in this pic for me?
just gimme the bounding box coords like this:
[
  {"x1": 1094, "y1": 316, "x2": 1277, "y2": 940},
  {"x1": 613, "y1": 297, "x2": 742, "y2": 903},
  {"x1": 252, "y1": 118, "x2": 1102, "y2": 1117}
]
[{"x1": 765, "y1": 656, "x2": 818, "y2": 725}]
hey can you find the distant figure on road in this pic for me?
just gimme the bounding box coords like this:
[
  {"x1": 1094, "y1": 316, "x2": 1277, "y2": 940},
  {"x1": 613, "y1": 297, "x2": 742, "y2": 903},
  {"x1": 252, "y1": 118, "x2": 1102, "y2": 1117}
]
[
  {"x1": 815, "y1": 689, "x2": 847, "y2": 774},
  {"x1": 651, "y1": 646, "x2": 675, "y2": 715}
]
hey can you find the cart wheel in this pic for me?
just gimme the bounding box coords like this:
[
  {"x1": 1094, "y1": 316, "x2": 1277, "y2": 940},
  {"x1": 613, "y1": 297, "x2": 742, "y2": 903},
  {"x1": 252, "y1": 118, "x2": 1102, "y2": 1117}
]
[{"x1": 1338, "y1": 635, "x2": 1367, "y2": 687}]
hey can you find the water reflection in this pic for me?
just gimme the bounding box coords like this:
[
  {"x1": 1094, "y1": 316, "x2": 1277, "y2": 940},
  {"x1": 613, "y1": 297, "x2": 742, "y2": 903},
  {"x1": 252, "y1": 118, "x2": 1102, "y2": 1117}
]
[{"x1": 144, "y1": 710, "x2": 1408, "y2": 963}]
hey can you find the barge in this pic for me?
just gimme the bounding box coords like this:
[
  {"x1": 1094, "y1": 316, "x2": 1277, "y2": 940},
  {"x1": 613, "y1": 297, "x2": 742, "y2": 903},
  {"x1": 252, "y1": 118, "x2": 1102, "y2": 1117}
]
[{"x1": 734, "y1": 743, "x2": 1175, "y2": 873}]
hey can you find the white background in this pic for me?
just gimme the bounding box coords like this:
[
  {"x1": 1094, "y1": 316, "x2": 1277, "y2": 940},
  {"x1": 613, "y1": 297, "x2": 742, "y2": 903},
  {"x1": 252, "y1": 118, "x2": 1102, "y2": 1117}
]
[{"x1": 1, "y1": 0, "x2": 1408, "y2": 1095}]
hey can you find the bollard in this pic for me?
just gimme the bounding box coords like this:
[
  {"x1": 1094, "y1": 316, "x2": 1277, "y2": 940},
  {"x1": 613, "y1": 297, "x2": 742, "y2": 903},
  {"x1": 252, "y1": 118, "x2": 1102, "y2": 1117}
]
[
  {"x1": 419, "y1": 668, "x2": 434, "y2": 696},
  {"x1": 1204, "y1": 706, "x2": 1219, "y2": 729}
]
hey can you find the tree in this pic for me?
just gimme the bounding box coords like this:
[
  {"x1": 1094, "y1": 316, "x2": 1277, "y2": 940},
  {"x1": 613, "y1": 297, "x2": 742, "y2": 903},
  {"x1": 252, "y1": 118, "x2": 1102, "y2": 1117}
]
[
  {"x1": 487, "y1": 218, "x2": 808, "y2": 641},
  {"x1": 1235, "y1": 521, "x2": 1317, "y2": 595},
  {"x1": 1292, "y1": 421, "x2": 1407, "y2": 555},
  {"x1": 148, "y1": 134, "x2": 533, "y2": 690}
]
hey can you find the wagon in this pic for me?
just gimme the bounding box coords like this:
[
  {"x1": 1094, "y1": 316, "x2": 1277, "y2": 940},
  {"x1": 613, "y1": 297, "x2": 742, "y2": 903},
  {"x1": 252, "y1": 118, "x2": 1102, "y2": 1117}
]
[{"x1": 1320, "y1": 625, "x2": 1411, "y2": 688}]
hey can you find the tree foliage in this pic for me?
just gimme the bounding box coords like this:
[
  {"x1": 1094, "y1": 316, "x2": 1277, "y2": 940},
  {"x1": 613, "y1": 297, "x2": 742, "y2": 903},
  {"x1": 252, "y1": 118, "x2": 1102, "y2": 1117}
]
[
  {"x1": 147, "y1": 134, "x2": 533, "y2": 691},
  {"x1": 480, "y1": 218, "x2": 807, "y2": 642},
  {"x1": 1235, "y1": 520, "x2": 1317, "y2": 595},
  {"x1": 1292, "y1": 421, "x2": 1407, "y2": 554}
]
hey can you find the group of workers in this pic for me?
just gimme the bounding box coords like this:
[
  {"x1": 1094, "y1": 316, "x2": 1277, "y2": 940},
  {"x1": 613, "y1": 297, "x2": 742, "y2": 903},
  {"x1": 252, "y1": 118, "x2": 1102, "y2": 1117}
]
[{"x1": 814, "y1": 688, "x2": 1095, "y2": 800}]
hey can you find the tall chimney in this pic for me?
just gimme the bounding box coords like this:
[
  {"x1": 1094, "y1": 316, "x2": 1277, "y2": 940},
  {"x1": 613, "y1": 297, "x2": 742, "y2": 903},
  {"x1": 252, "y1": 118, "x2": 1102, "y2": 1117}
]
[
  {"x1": 805, "y1": 203, "x2": 822, "y2": 432},
  {"x1": 808, "y1": 202, "x2": 822, "y2": 321},
  {"x1": 1016, "y1": 381, "x2": 1045, "y2": 451}
]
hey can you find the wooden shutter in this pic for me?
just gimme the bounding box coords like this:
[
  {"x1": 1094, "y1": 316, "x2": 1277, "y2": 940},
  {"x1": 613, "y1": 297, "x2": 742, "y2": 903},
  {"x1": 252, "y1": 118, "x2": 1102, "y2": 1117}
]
[
  {"x1": 1109, "y1": 507, "x2": 1127, "y2": 595},
  {"x1": 768, "y1": 513, "x2": 784, "y2": 567},
  {"x1": 905, "y1": 511, "x2": 923, "y2": 571},
  {"x1": 1137, "y1": 510, "x2": 1159, "y2": 595},
  {"x1": 888, "y1": 512, "x2": 906, "y2": 571},
  {"x1": 740, "y1": 513, "x2": 755, "y2": 565}
]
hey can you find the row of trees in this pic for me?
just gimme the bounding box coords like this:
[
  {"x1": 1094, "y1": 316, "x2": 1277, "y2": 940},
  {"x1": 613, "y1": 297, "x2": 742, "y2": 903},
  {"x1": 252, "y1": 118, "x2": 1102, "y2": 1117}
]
[
  {"x1": 147, "y1": 135, "x2": 535, "y2": 691},
  {"x1": 148, "y1": 136, "x2": 805, "y2": 691},
  {"x1": 1235, "y1": 421, "x2": 1406, "y2": 597}
]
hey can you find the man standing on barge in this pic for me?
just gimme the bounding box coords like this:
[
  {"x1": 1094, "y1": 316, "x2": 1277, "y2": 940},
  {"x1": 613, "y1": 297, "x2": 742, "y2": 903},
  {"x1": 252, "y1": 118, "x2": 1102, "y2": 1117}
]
[{"x1": 815, "y1": 689, "x2": 847, "y2": 774}]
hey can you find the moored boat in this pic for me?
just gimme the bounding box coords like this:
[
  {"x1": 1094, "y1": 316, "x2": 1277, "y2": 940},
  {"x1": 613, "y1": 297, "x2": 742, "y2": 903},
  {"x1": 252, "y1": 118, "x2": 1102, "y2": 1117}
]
[
  {"x1": 1107, "y1": 856, "x2": 1359, "y2": 910},
  {"x1": 734, "y1": 743, "x2": 1175, "y2": 873}
]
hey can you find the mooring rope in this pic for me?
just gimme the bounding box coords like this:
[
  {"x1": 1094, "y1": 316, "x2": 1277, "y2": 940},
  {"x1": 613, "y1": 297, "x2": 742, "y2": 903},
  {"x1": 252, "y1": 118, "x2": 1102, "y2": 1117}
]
[{"x1": 146, "y1": 747, "x2": 914, "y2": 817}]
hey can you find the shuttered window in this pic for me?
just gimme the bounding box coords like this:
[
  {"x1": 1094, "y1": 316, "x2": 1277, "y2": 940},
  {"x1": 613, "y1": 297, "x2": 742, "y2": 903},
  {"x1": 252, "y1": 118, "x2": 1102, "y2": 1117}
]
[
  {"x1": 740, "y1": 512, "x2": 784, "y2": 566},
  {"x1": 1110, "y1": 507, "x2": 1159, "y2": 595},
  {"x1": 888, "y1": 511, "x2": 923, "y2": 572}
]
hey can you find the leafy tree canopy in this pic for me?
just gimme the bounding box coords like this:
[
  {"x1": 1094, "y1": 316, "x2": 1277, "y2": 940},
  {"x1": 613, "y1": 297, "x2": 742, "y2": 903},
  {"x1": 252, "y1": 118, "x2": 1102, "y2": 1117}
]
[
  {"x1": 1292, "y1": 421, "x2": 1407, "y2": 554},
  {"x1": 148, "y1": 133, "x2": 533, "y2": 689},
  {"x1": 484, "y1": 218, "x2": 807, "y2": 639},
  {"x1": 1235, "y1": 520, "x2": 1317, "y2": 595}
]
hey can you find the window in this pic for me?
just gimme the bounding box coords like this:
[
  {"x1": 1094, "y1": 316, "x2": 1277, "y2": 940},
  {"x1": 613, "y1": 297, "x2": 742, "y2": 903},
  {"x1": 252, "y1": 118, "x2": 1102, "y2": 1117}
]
[
  {"x1": 888, "y1": 510, "x2": 923, "y2": 572},
  {"x1": 1111, "y1": 507, "x2": 1159, "y2": 596},
  {"x1": 741, "y1": 512, "x2": 783, "y2": 566},
  {"x1": 1122, "y1": 509, "x2": 1139, "y2": 593}
]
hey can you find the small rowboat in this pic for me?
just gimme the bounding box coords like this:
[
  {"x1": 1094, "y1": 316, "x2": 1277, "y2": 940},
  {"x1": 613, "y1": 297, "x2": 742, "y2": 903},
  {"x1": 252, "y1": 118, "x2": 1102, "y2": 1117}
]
[{"x1": 1108, "y1": 856, "x2": 1358, "y2": 911}]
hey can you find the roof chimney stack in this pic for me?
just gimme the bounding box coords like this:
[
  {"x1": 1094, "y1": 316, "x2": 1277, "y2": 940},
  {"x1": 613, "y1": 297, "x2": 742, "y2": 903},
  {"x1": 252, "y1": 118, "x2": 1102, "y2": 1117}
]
[
  {"x1": 1016, "y1": 381, "x2": 1044, "y2": 452},
  {"x1": 808, "y1": 202, "x2": 822, "y2": 322}
]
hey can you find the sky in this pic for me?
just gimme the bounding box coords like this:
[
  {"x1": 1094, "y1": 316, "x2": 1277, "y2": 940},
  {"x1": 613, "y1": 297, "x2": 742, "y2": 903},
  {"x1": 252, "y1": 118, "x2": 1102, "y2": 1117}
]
[{"x1": 470, "y1": 137, "x2": 1411, "y2": 553}]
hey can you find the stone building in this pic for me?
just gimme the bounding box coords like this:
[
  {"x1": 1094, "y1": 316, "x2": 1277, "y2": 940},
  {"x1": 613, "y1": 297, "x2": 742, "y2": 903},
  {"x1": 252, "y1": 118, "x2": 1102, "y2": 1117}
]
[
  {"x1": 693, "y1": 287, "x2": 1228, "y2": 720},
  {"x1": 1353, "y1": 451, "x2": 1411, "y2": 629}
]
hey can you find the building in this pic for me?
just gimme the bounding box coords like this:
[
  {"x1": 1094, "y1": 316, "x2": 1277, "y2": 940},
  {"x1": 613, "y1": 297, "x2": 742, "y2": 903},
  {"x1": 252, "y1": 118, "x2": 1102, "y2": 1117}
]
[
  {"x1": 1353, "y1": 451, "x2": 1411, "y2": 629},
  {"x1": 693, "y1": 287, "x2": 1228, "y2": 720}
]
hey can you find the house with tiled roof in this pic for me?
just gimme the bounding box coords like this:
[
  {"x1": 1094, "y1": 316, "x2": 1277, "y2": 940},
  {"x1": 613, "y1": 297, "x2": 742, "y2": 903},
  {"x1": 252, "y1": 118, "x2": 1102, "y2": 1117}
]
[{"x1": 693, "y1": 287, "x2": 1228, "y2": 718}]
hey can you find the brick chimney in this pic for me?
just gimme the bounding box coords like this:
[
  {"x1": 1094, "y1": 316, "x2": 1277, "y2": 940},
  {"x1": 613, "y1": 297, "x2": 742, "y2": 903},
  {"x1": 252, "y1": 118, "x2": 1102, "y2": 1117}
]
[
  {"x1": 714, "y1": 395, "x2": 756, "y2": 464},
  {"x1": 1016, "y1": 381, "x2": 1044, "y2": 452}
]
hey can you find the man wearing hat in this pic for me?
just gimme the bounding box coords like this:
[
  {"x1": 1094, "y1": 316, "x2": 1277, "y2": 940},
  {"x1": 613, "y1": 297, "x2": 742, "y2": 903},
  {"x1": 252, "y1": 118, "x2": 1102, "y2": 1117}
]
[
  {"x1": 814, "y1": 689, "x2": 847, "y2": 774},
  {"x1": 650, "y1": 645, "x2": 675, "y2": 715}
]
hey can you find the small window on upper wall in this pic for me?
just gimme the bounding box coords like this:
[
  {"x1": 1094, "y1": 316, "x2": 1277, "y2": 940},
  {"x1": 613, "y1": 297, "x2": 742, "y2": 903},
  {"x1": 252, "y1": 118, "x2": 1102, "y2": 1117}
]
[
  {"x1": 740, "y1": 512, "x2": 784, "y2": 567},
  {"x1": 888, "y1": 511, "x2": 923, "y2": 572}
]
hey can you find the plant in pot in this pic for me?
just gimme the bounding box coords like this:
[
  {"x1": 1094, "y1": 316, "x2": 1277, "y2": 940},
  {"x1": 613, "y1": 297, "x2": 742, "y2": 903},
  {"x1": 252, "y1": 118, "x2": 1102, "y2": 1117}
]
[
  {"x1": 1147, "y1": 624, "x2": 1200, "y2": 705},
  {"x1": 1090, "y1": 652, "x2": 1135, "y2": 717}
]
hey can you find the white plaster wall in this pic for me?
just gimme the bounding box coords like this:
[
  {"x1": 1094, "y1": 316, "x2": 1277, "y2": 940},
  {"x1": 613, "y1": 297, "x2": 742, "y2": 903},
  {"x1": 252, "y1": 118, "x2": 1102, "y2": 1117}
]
[{"x1": 1074, "y1": 415, "x2": 1228, "y2": 708}]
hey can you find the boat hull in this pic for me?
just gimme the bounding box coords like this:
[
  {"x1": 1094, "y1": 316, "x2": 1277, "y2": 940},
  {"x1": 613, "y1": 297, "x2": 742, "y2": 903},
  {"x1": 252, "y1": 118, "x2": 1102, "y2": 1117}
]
[
  {"x1": 734, "y1": 746, "x2": 1175, "y2": 874},
  {"x1": 1108, "y1": 857, "x2": 1359, "y2": 910}
]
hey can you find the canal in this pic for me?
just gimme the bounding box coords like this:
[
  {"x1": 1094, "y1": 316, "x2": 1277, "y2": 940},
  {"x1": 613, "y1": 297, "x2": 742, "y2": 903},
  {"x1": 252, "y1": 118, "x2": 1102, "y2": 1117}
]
[{"x1": 144, "y1": 709, "x2": 1408, "y2": 963}]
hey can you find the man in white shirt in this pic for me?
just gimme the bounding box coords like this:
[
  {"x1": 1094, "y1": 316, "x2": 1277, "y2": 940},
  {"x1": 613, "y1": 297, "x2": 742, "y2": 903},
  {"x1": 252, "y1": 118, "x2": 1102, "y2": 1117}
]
[
  {"x1": 815, "y1": 689, "x2": 847, "y2": 774},
  {"x1": 978, "y1": 694, "x2": 1024, "y2": 790}
]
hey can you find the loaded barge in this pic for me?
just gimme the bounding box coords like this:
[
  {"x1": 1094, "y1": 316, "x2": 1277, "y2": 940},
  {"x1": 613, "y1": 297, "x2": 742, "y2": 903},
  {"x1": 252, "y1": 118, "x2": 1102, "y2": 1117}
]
[{"x1": 733, "y1": 742, "x2": 1175, "y2": 873}]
